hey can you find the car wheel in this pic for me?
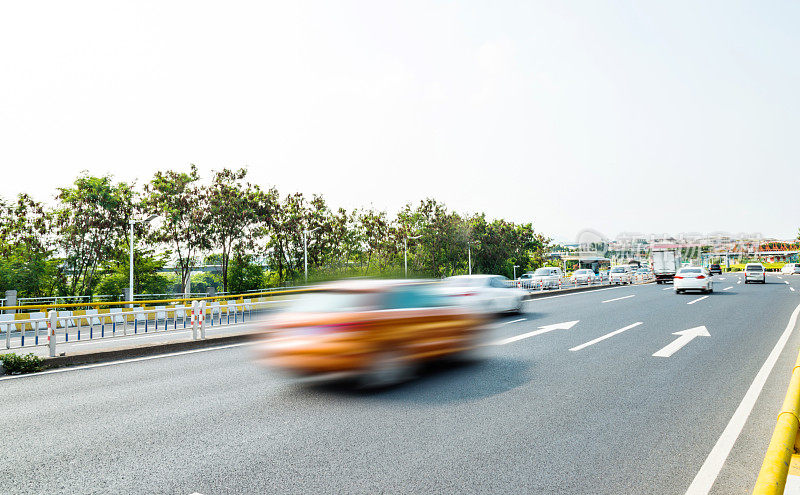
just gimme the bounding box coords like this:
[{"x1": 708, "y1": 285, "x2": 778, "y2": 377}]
[{"x1": 360, "y1": 350, "x2": 413, "y2": 389}]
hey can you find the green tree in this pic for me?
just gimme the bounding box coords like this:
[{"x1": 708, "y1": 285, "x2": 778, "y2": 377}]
[
  {"x1": 55, "y1": 174, "x2": 136, "y2": 296},
  {"x1": 143, "y1": 165, "x2": 210, "y2": 294},
  {"x1": 227, "y1": 247, "x2": 264, "y2": 293},
  {"x1": 95, "y1": 246, "x2": 172, "y2": 297},
  {"x1": 204, "y1": 168, "x2": 263, "y2": 292}
]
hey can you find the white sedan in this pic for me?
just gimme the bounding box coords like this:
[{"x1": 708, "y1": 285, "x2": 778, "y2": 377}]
[
  {"x1": 440, "y1": 275, "x2": 527, "y2": 314},
  {"x1": 570, "y1": 269, "x2": 598, "y2": 285},
  {"x1": 674, "y1": 267, "x2": 713, "y2": 294}
]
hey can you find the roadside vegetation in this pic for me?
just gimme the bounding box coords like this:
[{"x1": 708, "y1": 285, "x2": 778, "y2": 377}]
[
  {"x1": 0, "y1": 167, "x2": 553, "y2": 301},
  {"x1": 0, "y1": 352, "x2": 44, "y2": 375}
]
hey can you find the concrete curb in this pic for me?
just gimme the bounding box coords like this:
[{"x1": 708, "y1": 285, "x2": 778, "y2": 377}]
[{"x1": 39, "y1": 333, "x2": 256, "y2": 370}]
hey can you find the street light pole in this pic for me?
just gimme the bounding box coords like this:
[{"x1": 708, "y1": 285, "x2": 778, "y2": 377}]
[
  {"x1": 467, "y1": 241, "x2": 477, "y2": 275},
  {"x1": 513, "y1": 265, "x2": 520, "y2": 280},
  {"x1": 404, "y1": 235, "x2": 422, "y2": 278},
  {"x1": 303, "y1": 227, "x2": 320, "y2": 284}
]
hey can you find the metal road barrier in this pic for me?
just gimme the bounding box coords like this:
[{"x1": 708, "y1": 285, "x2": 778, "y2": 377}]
[
  {"x1": 0, "y1": 292, "x2": 308, "y2": 356},
  {"x1": 754, "y1": 350, "x2": 800, "y2": 494}
]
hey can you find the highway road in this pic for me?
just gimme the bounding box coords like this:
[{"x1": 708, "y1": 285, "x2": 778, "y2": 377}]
[{"x1": 2, "y1": 272, "x2": 800, "y2": 494}]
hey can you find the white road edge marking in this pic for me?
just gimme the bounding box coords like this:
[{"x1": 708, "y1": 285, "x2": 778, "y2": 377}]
[
  {"x1": 601, "y1": 294, "x2": 636, "y2": 304},
  {"x1": 684, "y1": 301, "x2": 800, "y2": 494},
  {"x1": 687, "y1": 295, "x2": 709, "y2": 305},
  {"x1": 569, "y1": 322, "x2": 643, "y2": 352},
  {"x1": 723, "y1": 286, "x2": 733, "y2": 291},
  {"x1": 0, "y1": 342, "x2": 255, "y2": 381}
]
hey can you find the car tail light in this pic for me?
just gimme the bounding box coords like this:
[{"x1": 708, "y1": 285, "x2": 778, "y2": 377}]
[
  {"x1": 674, "y1": 276, "x2": 683, "y2": 279},
  {"x1": 452, "y1": 291, "x2": 476, "y2": 297},
  {"x1": 696, "y1": 275, "x2": 706, "y2": 279}
]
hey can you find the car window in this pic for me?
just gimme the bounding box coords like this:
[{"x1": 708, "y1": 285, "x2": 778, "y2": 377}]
[
  {"x1": 382, "y1": 286, "x2": 446, "y2": 309},
  {"x1": 746, "y1": 265, "x2": 764, "y2": 271},
  {"x1": 534, "y1": 268, "x2": 553, "y2": 276},
  {"x1": 679, "y1": 268, "x2": 702, "y2": 274},
  {"x1": 490, "y1": 277, "x2": 508, "y2": 288},
  {"x1": 288, "y1": 291, "x2": 378, "y2": 313}
]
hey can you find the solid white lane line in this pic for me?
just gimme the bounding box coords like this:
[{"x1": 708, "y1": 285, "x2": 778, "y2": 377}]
[
  {"x1": 498, "y1": 318, "x2": 526, "y2": 327},
  {"x1": 663, "y1": 287, "x2": 672, "y2": 291},
  {"x1": 569, "y1": 322, "x2": 643, "y2": 352},
  {"x1": 492, "y1": 320, "x2": 579, "y2": 345},
  {"x1": 687, "y1": 295, "x2": 709, "y2": 305},
  {"x1": 0, "y1": 342, "x2": 254, "y2": 381},
  {"x1": 723, "y1": 286, "x2": 733, "y2": 291},
  {"x1": 601, "y1": 294, "x2": 636, "y2": 304},
  {"x1": 685, "y1": 301, "x2": 800, "y2": 494}
]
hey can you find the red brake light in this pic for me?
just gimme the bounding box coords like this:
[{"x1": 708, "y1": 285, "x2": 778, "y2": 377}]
[
  {"x1": 674, "y1": 276, "x2": 683, "y2": 279},
  {"x1": 696, "y1": 275, "x2": 705, "y2": 279}
]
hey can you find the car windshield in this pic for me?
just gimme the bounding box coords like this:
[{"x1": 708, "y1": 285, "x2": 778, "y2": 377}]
[
  {"x1": 610, "y1": 267, "x2": 626, "y2": 273},
  {"x1": 679, "y1": 268, "x2": 702, "y2": 274},
  {"x1": 574, "y1": 270, "x2": 590, "y2": 275},
  {"x1": 746, "y1": 265, "x2": 764, "y2": 272},
  {"x1": 533, "y1": 268, "x2": 554, "y2": 276},
  {"x1": 637, "y1": 269, "x2": 649, "y2": 273},
  {"x1": 444, "y1": 277, "x2": 486, "y2": 287}
]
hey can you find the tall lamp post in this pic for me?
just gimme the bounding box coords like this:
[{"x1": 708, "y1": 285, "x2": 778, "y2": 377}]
[
  {"x1": 303, "y1": 227, "x2": 320, "y2": 284},
  {"x1": 404, "y1": 235, "x2": 422, "y2": 278},
  {"x1": 513, "y1": 265, "x2": 520, "y2": 280},
  {"x1": 129, "y1": 215, "x2": 157, "y2": 303},
  {"x1": 468, "y1": 240, "x2": 478, "y2": 275}
]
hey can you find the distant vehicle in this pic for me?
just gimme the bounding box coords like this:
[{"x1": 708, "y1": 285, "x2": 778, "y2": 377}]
[
  {"x1": 530, "y1": 267, "x2": 564, "y2": 289},
  {"x1": 708, "y1": 263, "x2": 723, "y2": 275},
  {"x1": 440, "y1": 275, "x2": 527, "y2": 313},
  {"x1": 744, "y1": 263, "x2": 766, "y2": 284},
  {"x1": 652, "y1": 249, "x2": 682, "y2": 284},
  {"x1": 570, "y1": 269, "x2": 598, "y2": 285},
  {"x1": 635, "y1": 268, "x2": 654, "y2": 283},
  {"x1": 609, "y1": 265, "x2": 633, "y2": 285},
  {"x1": 781, "y1": 263, "x2": 800, "y2": 275},
  {"x1": 674, "y1": 267, "x2": 713, "y2": 294},
  {"x1": 517, "y1": 272, "x2": 535, "y2": 288},
  {"x1": 254, "y1": 279, "x2": 488, "y2": 387}
]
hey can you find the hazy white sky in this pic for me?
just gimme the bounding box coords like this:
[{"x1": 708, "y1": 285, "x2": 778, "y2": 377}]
[{"x1": 1, "y1": 1, "x2": 798, "y2": 241}]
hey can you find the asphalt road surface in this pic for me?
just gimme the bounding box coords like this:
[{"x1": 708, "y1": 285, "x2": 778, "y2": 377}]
[{"x1": 2, "y1": 272, "x2": 800, "y2": 494}]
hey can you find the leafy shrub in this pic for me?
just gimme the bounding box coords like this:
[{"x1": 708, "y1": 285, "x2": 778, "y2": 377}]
[{"x1": 0, "y1": 352, "x2": 44, "y2": 374}]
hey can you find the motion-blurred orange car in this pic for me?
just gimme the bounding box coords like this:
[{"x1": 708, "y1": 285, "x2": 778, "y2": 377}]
[{"x1": 254, "y1": 279, "x2": 489, "y2": 386}]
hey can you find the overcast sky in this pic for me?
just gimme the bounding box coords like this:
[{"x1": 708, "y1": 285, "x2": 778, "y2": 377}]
[{"x1": 1, "y1": 1, "x2": 798, "y2": 241}]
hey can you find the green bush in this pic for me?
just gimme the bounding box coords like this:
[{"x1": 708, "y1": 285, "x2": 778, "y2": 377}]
[{"x1": 0, "y1": 352, "x2": 44, "y2": 374}]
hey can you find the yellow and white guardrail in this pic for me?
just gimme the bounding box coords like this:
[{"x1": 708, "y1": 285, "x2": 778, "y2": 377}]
[{"x1": 754, "y1": 350, "x2": 800, "y2": 494}]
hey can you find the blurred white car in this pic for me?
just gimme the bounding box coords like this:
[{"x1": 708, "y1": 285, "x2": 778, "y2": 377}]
[
  {"x1": 530, "y1": 267, "x2": 564, "y2": 289},
  {"x1": 744, "y1": 263, "x2": 766, "y2": 284},
  {"x1": 570, "y1": 269, "x2": 598, "y2": 285},
  {"x1": 609, "y1": 265, "x2": 633, "y2": 285},
  {"x1": 674, "y1": 267, "x2": 713, "y2": 294},
  {"x1": 781, "y1": 263, "x2": 800, "y2": 275},
  {"x1": 440, "y1": 275, "x2": 527, "y2": 313}
]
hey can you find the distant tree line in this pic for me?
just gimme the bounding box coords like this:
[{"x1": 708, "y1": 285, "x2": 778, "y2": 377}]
[{"x1": 0, "y1": 166, "x2": 552, "y2": 299}]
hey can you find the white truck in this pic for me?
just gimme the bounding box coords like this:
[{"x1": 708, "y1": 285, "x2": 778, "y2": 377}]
[{"x1": 652, "y1": 249, "x2": 681, "y2": 284}]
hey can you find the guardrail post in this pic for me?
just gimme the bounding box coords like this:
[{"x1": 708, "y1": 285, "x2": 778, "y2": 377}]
[
  {"x1": 199, "y1": 301, "x2": 206, "y2": 340},
  {"x1": 48, "y1": 310, "x2": 57, "y2": 357},
  {"x1": 191, "y1": 300, "x2": 198, "y2": 340}
]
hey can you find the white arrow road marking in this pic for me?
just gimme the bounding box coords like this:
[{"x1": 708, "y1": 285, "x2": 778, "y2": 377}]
[
  {"x1": 569, "y1": 322, "x2": 643, "y2": 351},
  {"x1": 723, "y1": 286, "x2": 733, "y2": 291},
  {"x1": 492, "y1": 320, "x2": 579, "y2": 345},
  {"x1": 786, "y1": 281, "x2": 791, "y2": 285},
  {"x1": 791, "y1": 287, "x2": 796, "y2": 292},
  {"x1": 653, "y1": 326, "x2": 710, "y2": 358},
  {"x1": 602, "y1": 294, "x2": 635, "y2": 303},
  {"x1": 662, "y1": 287, "x2": 672, "y2": 291},
  {"x1": 737, "y1": 280, "x2": 741, "y2": 284},
  {"x1": 687, "y1": 295, "x2": 709, "y2": 305}
]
